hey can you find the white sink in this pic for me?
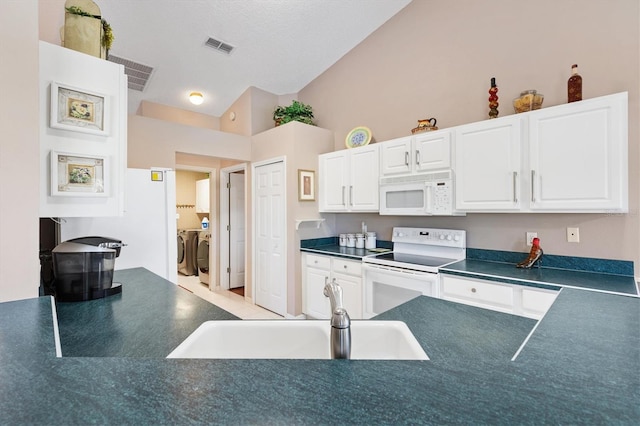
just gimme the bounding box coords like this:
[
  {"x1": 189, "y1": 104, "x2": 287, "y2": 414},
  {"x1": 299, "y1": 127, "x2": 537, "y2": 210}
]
[{"x1": 167, "y1": 320, "x2": 429, "y2": 360}]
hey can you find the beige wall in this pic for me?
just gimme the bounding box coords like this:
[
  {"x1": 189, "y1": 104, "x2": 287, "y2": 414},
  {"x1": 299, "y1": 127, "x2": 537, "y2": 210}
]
[
  {"x1": 300, "y1": 0, "x2": 640, "y2": 273},
  {"x1": 127, "y1": 115, "x2": 251, "y2": 169},
  {"x1": 0, "y1": 0, "x2": 41, "y2": 302},
  {"x1": 139, "y1": 101, "x2": 220, "y2": 131},
  {"x1": 220, "y1": 86, "x2": 282, "y2": 136}
]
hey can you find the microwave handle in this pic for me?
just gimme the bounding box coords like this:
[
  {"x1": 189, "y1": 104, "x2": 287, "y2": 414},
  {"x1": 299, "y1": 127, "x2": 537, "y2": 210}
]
[{"x1": 425, "y1": 182, "x2": 433, "y2": 214}]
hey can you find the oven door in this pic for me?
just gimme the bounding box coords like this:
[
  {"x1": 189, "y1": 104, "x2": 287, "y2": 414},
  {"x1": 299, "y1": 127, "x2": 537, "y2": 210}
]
[{"x1": 363, "y1": 263, "x2": 439, "y2": 319}]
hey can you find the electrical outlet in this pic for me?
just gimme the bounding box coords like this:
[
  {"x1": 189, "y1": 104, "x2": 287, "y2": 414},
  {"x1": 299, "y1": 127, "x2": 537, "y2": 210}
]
[
  {"x1": 526, "y1": 232, "x2": 537, "y2": 246},
  {"x1": 567, "y1": 227, "x2": 580, "y2": 243}
]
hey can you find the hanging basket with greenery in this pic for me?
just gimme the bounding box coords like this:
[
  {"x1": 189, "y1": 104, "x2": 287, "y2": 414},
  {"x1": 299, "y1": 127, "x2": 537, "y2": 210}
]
[{"x1": 273, "y1": 100, "x2": 316, "y2": 126}]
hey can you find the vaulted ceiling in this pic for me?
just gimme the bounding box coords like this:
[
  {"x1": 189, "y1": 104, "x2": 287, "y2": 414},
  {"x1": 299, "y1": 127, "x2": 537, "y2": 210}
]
[{"x1": 95, "y1": 0, "x2": 411, "y2": 116}]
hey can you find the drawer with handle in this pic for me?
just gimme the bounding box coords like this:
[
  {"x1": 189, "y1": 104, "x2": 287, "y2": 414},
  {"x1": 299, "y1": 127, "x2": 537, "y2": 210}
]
[{"x1": 440, "y1": 275, "x2": 514, "y2": 313}]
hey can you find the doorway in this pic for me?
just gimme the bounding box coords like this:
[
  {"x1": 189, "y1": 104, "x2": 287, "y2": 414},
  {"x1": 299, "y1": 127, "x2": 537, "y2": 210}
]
[
  {"x1": 252, "y1": 158, "x2": 286, "y2": 316},
  {"x1": 175, "y1": 165, "x2": 215, "y2": 289},
  {"x1": 220, "y1": 164, "x2": 247, "y2": 293}
]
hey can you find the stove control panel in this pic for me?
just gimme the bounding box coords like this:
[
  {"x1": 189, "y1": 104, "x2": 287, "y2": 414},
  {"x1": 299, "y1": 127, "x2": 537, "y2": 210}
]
[{"x1": 392, "y1": 227, "x2": 466, "y2": 248}]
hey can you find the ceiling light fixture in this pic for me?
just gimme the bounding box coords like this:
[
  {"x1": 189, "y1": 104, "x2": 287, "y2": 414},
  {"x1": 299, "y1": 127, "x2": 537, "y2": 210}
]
[{"x1": 189, "y1": 92, "x2": 204, "y2": 105}]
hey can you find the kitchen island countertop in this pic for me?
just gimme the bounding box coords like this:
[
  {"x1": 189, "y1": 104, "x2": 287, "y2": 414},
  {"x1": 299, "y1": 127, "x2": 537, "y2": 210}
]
[{"x1": 1, "y1": 267, "x2": 638, "y2": 424}]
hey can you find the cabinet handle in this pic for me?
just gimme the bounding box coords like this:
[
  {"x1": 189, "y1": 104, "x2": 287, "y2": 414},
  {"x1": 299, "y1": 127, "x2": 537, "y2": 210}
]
[
  {"x1": 531, "y1": 170, "x2": 536, "y2": 202},
  {"x1": 512, "y1": 171, "x2": 518, "y2": 203},
  {"x1": 349, "y1": 186, "x2": 353, "y2": 206},
  {"x1": 471, "y1": 288, "x2": 477, "y2": 293},
  {"x1": 343, "y1": 265, "x2": 348, "y2": 269},
  {"x1": 342, "y1": 186, "x2": 346, "y2": 206},
  {"x1": 405, "y1": 152, "x2": 409, "y2": 166},
  {"x1": 415, "y1": 150, "x2": 420, "y2": 166}
]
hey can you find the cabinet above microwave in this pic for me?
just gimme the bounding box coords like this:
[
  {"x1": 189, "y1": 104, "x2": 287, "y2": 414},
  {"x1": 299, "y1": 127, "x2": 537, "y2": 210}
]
[{"x1": 380, "y1": 130, "x2": 451, "y2": 177}]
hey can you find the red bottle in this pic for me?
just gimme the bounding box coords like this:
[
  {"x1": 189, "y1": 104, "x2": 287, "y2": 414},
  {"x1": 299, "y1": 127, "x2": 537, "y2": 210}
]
[{"x1": 568, "y1": 64, "x2": 582, "y2": 103}]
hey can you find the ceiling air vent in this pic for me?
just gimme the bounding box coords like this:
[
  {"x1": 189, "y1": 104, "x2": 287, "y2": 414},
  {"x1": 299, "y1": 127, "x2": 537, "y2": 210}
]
[
  {"x1": 205, "y1": 37, "x2": 235, "y2": 55},
  {"x1": 107, "y1": 55, "x2": 154, "y2": 92}
]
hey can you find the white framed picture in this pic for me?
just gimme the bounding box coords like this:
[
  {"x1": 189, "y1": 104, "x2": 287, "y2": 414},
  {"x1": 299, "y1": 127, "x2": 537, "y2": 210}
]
[
  {"x1": 50, "y1": 82, "x2": 109, "y2": 136},
  {"x1": 51, "y1": 151, "x2": 109, "y2": 197}
]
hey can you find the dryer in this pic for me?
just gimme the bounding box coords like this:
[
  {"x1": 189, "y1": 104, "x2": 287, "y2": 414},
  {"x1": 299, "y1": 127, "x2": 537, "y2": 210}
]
[
  {"x1": 197, "y1": 230, "x2": 211, "y2": 284},
  {"x1": 177, "y1": 229, "x2": 199, "y2": 276}
]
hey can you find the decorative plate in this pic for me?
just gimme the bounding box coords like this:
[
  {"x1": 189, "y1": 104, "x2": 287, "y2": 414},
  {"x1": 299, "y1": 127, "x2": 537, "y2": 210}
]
[{"x1": 345, "y1": 126, "x2": 372, "y2": 148}]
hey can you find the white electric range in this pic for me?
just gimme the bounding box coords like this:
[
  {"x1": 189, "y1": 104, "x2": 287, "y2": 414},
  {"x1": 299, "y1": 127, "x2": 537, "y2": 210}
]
[{"x1": 362, "y1": 227, "x2": 466, "y2": 318}]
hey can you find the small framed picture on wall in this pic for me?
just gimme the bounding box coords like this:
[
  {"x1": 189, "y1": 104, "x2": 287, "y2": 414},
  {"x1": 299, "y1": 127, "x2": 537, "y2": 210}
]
[
  {"x1": 50, "y1": 150, "x2": 109, "y2": 197},
  {"x1": 50, "y1": 82, "x2": 109, "y2": 136},
  {"x1": 298, "y1": 169, "x2": 315, "y2": 201}
]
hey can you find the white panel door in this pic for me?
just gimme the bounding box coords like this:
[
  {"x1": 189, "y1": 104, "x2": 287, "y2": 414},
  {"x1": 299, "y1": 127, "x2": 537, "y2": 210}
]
[
  {"x1": 318, "y1": 151, "x2": 348, "y2": 212},
  {"x1": 229, "y1": 172, "x2": 245, "y2": 289},
  {"x1": 254, "y1": 161, "x2": 286, "y2": 315},
  {"x1": 349, "y1": 145, "x2": 379, "y2": 211},
  {"x1": 379, "y1": 136, "x2": 412, "y2": 176},
  {"x1": 413, "y1": 130, "x2": 451, "y2": 172},
  {"x1": 528, "y1": 93, "x2": 627, "y2": 212},
  {"x1": 454, "y1": 116, "x2": 522, "y2": 211}
]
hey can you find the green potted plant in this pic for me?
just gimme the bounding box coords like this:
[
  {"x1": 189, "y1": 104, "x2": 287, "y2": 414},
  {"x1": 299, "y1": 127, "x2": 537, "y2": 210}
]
[{"x1": 273, "y1": 100, "x2": 315, "y2": 126}]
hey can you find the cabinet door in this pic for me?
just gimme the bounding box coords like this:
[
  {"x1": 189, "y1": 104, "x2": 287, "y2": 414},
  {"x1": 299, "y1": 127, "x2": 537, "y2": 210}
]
[
  {"x1": 349, "y1": 145, "x2": 379, "y2": 211},
  {"x1": 304, "y1": 267, "x2": 331, "y2": 319},
  {"x1": 521, "y1": 287, "x2": 558, "y2": 319},
  {"x1": 319, "y1": 151, "x2": 349, "y2": 212},
  {"x1": 528, "y1": 93, "x2": 627, "y2": 212},
  {"x1": 332, "y1": 272, "x2": 362, "y2": 320},
  {"x1": 414, "y1": 130, "x2": 451, "y2": 172},
  {"x1": 454, "y1": 116, "x2": 522, "y2": 211},
  {"x1": 380, "y1": 136, "x2": 412, "y2": 176},
  {"x1": 195, "y1": 179, "x2": 210, "y2": 213}
]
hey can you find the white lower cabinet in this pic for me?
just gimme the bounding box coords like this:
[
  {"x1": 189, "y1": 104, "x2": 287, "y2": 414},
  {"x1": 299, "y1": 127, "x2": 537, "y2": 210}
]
[
  {"x1": 302, "y1": 253, "x2": 363, "y2": 319},
  {"x1": 521, "y1": 287, "x2": 558, "y2": 319},
  {"x1": 440, "y1": 274, "x2": 558, "y2": 320}
]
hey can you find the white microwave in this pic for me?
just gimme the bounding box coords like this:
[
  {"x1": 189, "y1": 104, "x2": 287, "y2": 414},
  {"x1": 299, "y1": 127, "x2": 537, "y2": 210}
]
[{"x1": 379, "y1": 170, "x2": 463, "y2": 216}]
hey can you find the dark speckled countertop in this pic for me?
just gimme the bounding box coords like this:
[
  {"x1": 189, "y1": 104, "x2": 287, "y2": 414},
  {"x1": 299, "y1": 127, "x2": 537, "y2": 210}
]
[{"x1": 1, "y1": 267, "x2": 639, "y2": 424}]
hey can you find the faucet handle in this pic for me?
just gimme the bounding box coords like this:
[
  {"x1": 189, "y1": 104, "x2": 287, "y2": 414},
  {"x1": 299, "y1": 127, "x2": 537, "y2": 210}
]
[{"x1": 323, "y1": 278, "x2": 343, "y2": 313}]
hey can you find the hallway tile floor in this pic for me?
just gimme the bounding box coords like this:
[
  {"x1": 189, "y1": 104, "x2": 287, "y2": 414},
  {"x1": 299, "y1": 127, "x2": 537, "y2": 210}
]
[{"x1": 177, "y1": 274, "x2": 283, "y2": 320}]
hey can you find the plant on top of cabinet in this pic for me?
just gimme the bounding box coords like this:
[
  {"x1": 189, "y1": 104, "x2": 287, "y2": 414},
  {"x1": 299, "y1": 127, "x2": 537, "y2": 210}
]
[{"x1": 273, "y1": 100, "x2": 315, "y2": 126}]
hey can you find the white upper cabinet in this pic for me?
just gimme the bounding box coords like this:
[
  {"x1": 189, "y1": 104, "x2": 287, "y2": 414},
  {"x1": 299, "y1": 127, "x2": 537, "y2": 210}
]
[
  {"x1": 195, "y1": 178, "x2": 210, "y2": 213},
  {"x1": 319, "y1": 144, "x2": 379, "y2": 212},
  {"x1": 454, "y1": 116, "x2": 522, "y2": 211},
  {"x1": 380, "y1": 130, "x2": 451, "y2": 176},
  {"x1": 454, "y1": 92, "x2": 628, "y2": 213},
  {"x1": 527, "y1": 92, "x2": 628, "y2": 212}
]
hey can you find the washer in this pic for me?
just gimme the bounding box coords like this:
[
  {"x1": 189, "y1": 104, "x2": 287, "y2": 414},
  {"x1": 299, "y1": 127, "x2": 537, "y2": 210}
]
[
  {"x1": 197, "y1": 230, "x2": 211, "y2": 284},
  {"x1": 177, "y1": 229, "x2": 199, "y2": 276}
]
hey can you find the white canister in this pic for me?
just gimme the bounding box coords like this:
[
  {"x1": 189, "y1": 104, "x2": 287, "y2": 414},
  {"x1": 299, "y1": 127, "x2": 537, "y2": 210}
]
[
  {"x1": 339, "y1": 234, "x2": 347, "y2": 247},
  {"x1": 365, "y1": 232, "x2": 377, "y2": 249},
  {"x1": 355, "y1": 233, "x2": 365, "y2": 249},
  {"x1": 346, "y1": 233, "x2": 356, "y2": 247}
]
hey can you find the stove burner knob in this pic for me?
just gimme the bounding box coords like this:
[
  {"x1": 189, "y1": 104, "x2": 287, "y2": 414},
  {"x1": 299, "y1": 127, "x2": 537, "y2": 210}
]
[
  {"x1": 439, "y1": 234, "x2": 445, "y2": 240},
  {"x1": 446, "y1": 235, "x2": 453, "y2": 241},
  {"x1": 454, "y1": 235, "x2": 460, "y2": 242}
]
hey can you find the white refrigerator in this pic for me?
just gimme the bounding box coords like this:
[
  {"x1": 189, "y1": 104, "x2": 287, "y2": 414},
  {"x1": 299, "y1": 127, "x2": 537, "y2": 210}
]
[{"x1": 60, "y1": 168, "x2": 178, "y2": 284}]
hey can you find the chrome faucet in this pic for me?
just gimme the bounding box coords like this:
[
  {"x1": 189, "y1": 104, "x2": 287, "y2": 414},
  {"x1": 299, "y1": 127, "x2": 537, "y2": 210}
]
[{"x1": 323, "y1": 278, "x2": 351, "y2": 359}]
